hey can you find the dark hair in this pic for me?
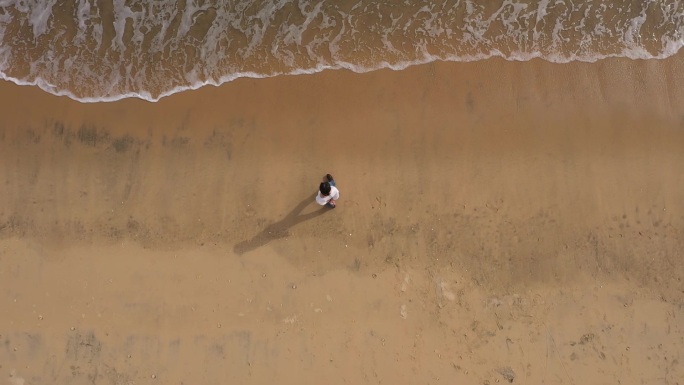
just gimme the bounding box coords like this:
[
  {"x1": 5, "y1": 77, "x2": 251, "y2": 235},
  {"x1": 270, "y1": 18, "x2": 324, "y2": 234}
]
[{"x1": 320, "y1": 182, "x2": 331, "y2": 195}]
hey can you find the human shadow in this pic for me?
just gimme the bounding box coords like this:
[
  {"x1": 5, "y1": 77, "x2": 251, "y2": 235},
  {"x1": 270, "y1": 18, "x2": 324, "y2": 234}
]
[{"x1": 233, "y1": 193, "x2": 329, "y2": 255}]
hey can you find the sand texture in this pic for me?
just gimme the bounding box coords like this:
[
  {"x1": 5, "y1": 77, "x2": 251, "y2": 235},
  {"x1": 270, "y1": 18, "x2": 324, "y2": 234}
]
[{"x1": 1, "y1": 57, "x2": 684, "y2": 385}]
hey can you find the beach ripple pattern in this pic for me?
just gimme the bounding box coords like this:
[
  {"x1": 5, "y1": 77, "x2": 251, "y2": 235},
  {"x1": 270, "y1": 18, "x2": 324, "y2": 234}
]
[{"x1": 0, "y1": 0, "x2": 682, "y2": 102}]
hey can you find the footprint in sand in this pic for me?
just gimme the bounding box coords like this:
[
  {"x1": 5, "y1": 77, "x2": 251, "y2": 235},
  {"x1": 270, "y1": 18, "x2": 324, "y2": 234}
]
[
  {"x1": 400, "y1": 304, "x2": 408, "y2": 319},
  {"x1": 400, "y1": 273, "x2": 410, "y2": 292},
  {"x1": 438, "y1": 280, "x2": 456, "y2": 301},
  {"x1": 9, "y1": 370, "x2": 25, "y2": 385}
]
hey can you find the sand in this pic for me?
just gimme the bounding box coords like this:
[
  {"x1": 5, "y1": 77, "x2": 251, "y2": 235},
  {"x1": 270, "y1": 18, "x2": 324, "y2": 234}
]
[{"x1": 1, "y1": 56, "x2": 683, "y2": 385}]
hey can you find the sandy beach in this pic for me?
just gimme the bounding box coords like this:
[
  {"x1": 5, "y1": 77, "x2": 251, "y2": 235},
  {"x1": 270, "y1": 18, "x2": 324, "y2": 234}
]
[{"x1": 1, "y1": 56, "x2": 683, "y2": 385}]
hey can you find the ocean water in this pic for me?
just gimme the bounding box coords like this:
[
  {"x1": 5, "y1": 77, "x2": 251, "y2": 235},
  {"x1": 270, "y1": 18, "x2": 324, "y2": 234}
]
[{"x1": 0, "y1": 0, "x2": 682, "y2": 102}]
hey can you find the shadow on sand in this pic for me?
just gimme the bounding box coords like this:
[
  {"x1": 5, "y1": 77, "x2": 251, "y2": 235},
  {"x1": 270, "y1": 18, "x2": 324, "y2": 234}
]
[{"x1": 233, "y1": 193, "x2": 330, "y2": 255}]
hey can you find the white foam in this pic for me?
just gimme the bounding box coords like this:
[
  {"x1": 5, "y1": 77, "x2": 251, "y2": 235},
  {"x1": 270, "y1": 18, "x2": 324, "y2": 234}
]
[
  {"x1": 76, "y1": 0, "x2": 90, "y2": 30},
  {"x1": 30, "y1": 0, "x2": 57, "y2": 38},
  {"x1": 624, "y1": 5, "x2": 648, "y2": 46}
]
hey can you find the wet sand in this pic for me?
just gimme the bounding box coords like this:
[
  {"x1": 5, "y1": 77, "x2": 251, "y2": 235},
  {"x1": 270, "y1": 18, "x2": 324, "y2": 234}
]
[{"x1": 1, "y1": 56, "x2": 683, "y2": 384}]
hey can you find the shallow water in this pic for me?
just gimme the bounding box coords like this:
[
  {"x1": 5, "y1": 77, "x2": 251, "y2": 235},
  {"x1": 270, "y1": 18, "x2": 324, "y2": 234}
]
[{"x1": 1, "y1": 0, "x2": 682, "y2": 102}]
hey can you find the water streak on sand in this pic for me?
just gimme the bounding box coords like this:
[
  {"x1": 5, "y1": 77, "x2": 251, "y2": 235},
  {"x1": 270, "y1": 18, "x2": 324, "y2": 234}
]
[{"x1": 1, "y1": 0, "x2": 683, "y2": 102}]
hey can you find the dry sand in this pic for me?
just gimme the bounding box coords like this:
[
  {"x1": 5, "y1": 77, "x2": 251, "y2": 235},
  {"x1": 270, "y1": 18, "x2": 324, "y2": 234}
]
[{"x1": 1, "y1": 55, "x2": 683, "y2": 385}]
